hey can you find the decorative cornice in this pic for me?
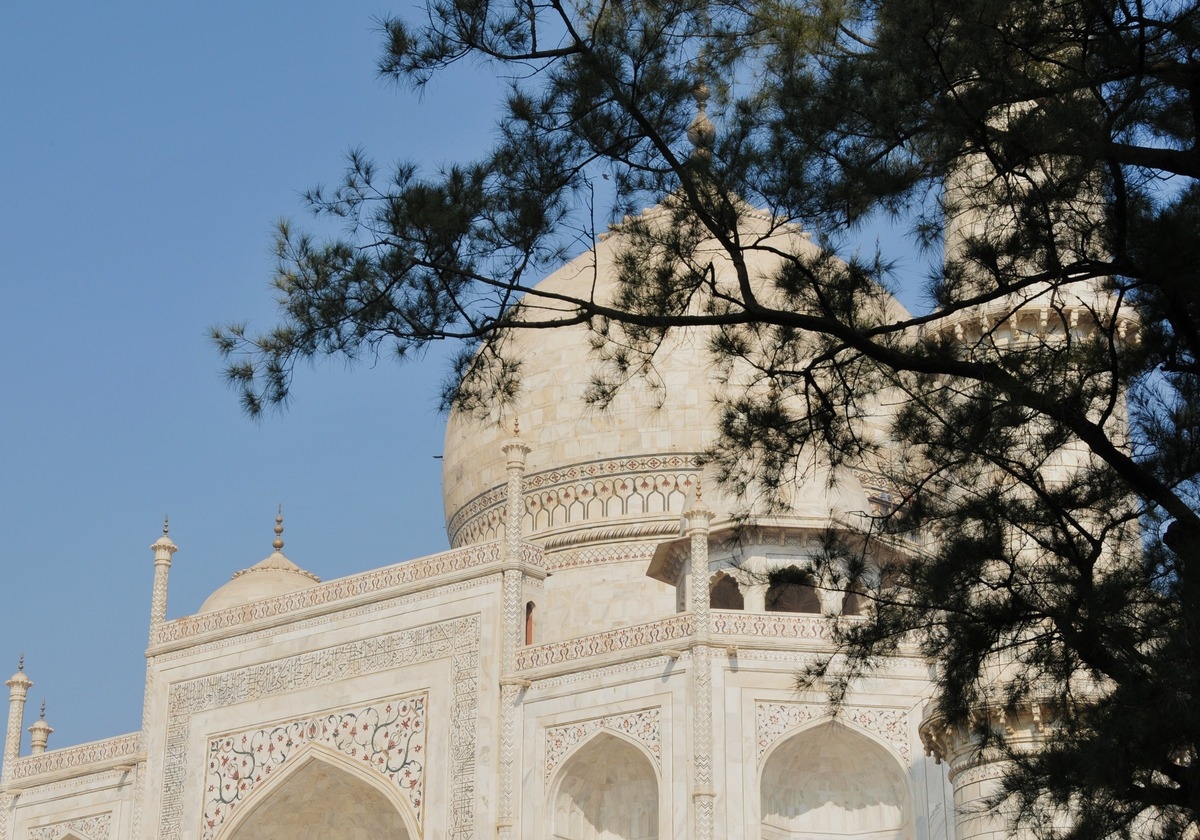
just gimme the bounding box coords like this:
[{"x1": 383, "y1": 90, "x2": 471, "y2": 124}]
[
  {"x1": 448, "y1": 454, "x2": 701, "y2": 547},
  {"x1": 153, "y1": 541, "x2": 542, "y2": 650},
  {"x1": 9, "y1": 734, "x2": 140, "y2": 782},
  {"x1": 544, "y1": 542, "x2": 657, "y2": 573},
  {"x1": 516, "y1": 615, "x2": 694, "y2": 670}
]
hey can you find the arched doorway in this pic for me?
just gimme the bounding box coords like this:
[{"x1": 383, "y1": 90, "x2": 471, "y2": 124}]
[
  {"x1": 218, "y1": 748, "x2": 417, "y2": 840},
  {"x1": 552, "y1": 730, "x2": 659, "y2": 839},
  {"x1": 760, "y1": 722, "x2": 912, "y2": 840}
]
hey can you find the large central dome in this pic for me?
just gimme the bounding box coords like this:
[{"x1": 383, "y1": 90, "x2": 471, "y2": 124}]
[{"x1": 441, "y1": 206, "x2": 896, "y2": 553}]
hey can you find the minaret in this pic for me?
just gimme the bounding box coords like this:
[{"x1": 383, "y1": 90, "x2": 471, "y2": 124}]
[
  {"x1": 2, "y1": 657, "x2": 32, "y2": 783},
  {"x1": 27, "y1": 701, "x2": 51, "y2": 755},
  {"x1": 685, "y1": 481, "x2": 717, "y2": 840},
  {"x1": 149, "y1": 516, "x2": 178, "y2": 637}
]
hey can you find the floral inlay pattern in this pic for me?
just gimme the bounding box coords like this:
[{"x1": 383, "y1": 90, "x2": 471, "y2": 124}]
[
  {"x1": 756, "y1": 702, "x2": 910, "y2": 765},
  {"x1": 203, "y1": 693, "x2": 427, "y2": 839},
  {"x1": 545, "y1": 708, "x2": 661, "y2": 780}
]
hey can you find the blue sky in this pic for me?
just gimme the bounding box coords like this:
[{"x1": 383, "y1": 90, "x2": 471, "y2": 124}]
[
  {"x1": 0, "y1": 3, "x2": 505, "y2": 746},
  {"x1": 0, "y1": 3, "x2": 928, "y2": 750}
]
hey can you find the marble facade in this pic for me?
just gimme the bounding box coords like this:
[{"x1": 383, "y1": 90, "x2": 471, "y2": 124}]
[{"x1": 1, "y1": 210, "x2": 1019, "y2": 839}]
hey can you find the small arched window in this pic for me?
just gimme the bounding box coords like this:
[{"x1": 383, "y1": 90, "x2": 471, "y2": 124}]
[
  {"x1": 709, "y1": 571, "x2": 744, "y2": 610},
  {"x1": 841, "y1": 589, "x2": 867, "y2": 616},
  {"x1": 525, "y1": 601, "x2": 535, "y2": 645},
  {"x1": 765, "y1": 566, "x2": 820, "y2": 614}
]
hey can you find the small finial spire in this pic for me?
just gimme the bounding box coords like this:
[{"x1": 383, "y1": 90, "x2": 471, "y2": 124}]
[
  {"x1": 696, "y1": 477, "x2": 703, "y2": 502},
  {"x1": 163, "y1": 515, "x2": 170, "y2": 535},
  {"x1": 273, "y1": 506, "x2": 285, "y2": 552},
  {"x1": 39, "y1": 699, "x2": 45, "y2": 720},
  {"x1": 687, "y1": 80, "x2": 715, "y2": 159},
  {"x1": 17, "y1": 654, "x2": 23, "y2": 673},
  {"x1": 514, "y1": 418, "x2": 520, "y2": 436}
]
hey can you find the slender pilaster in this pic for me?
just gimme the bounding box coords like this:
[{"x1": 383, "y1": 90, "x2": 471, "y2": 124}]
[
  {"x1": 497, "y1": 423, "x2": 531, "y2": 840},
  {"x1": 139, "y1": 519, "x2": 176, "y2": 840},
  {"x1": 686, "y1": 491, "x2": 716, "y2": 840},
  {"x1": 3, "y1": 658, "x2": 32, "y2": 784},
  {"x1": 149, "y1": 517, "x2": 178, "y2": 638}
]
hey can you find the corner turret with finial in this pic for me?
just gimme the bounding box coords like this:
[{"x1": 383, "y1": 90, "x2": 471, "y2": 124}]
[{"x1": 28, "y1": 699, "x2": 52, "y2": 754}]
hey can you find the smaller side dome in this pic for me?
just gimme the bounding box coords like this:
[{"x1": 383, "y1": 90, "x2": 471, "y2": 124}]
[{"x1": 198, "y1": 511, "x2": 320, "y2": 614}]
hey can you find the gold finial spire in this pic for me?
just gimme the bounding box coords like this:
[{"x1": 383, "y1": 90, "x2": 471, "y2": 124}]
[
  {"x1": 513, "y1": 418, "x2": 520, "y2": 436},
  {"x1": 695, "y1": 477, "x2": 703, "y2": 502},
  {"x1": 273, "y1": 506, "x2": 285, "y2": 552}
]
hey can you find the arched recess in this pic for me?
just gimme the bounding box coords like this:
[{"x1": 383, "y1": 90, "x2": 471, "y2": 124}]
[
  {"x1": 216, "y1": 744, "x2": 419, "y2": 840},
  {"x1": 765, "y1": 566, "x2": 820, "y2": 613},
  {"x1": 760, "y1": 721, "x2": 913, "y2": 840},
  {"x1": 550, "y1": 730, "x2": 660, "y2": 840},
  {"x1": 710, "y1": 571, "x2": 744, "y2": 610}
]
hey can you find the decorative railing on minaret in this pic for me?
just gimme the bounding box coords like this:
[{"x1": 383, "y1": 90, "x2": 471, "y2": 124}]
[
  {"x1": 2, "y1": 657, "x2": 32, "y2": 784},
  {"x1": 497, "y1": 420, "x2": 531, "y2": 840},
  {"x1": 685, "y1": 483, "x2": 716, "y2": 840}
]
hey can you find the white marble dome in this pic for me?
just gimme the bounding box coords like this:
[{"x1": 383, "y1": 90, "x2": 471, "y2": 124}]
[{"x1": 442, "y1": 206, "x2": 903, "y2": 552}]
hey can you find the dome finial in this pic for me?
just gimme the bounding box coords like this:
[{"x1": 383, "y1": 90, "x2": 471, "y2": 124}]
[
  {"x1": 39, "y1": 698, "x2": 45, "y2": 720},
  {"x1": 162, "y1": 515, "x2": 170, "y2": 536},
  {"x1": 695, "y1": 477, "x2": 703, "y2": 502},
  {"x1": 273, "y1": 506, "x2": 285, "y2": 553},
  {"x1": 17, "y1": 653, "x2": 23, "y2": 673},
  {"x1": 514, "y1": 417, "x2": 520, "y2": 436}
]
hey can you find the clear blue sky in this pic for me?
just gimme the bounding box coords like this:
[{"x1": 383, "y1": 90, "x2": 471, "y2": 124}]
[
  {"x1": 0, "y1": 3, "x2": 926, "y2": 750},
  {"x1": 0, "y1": 2, "x2": 505, "y2": 747}
]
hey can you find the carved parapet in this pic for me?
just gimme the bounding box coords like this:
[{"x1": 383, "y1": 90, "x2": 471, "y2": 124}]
[
  {"x1": 936, "y1": 299, "x2": 1137, "y2": 353},
  {"x1": 919, "y1": 700, "x2": 1052, "y2": 773}
]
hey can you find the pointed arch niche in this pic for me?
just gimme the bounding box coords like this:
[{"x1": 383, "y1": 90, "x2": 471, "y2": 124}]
[
  {"x1": 760, "y1": 722, "x2": 913, "y2": 840},
  {"x1": 216, "y1": 746, "x2": 418, "y2": 840},
  {"x1": 551, "y1": 731, "x2": 660, "y2": 840}
]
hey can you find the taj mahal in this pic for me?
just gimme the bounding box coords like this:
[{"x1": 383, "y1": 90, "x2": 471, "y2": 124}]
[{"x1": 0, "y1": 202, "x2": 1066, "y2": 840}]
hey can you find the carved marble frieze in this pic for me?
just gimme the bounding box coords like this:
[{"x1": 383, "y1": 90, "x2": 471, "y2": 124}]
[
  {"x1": 449, "y1": 454, "x2": 700, "y2": 546},
  {"x1": 28, "y1": 813, "x2": 111, "y2": 840},
  {"x1": 516, "y1": 615, "x2": 693, "y2": 669}
]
